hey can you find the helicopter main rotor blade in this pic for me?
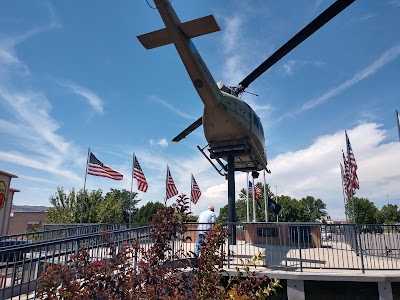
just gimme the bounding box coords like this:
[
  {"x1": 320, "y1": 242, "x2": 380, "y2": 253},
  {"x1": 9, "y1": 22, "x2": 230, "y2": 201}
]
[
  {"x1": 172, "y1": 117, "x2": 203, "y2": 142},
  {"x1": 238, "y1": 0, "x2": 356, "y2": 91}
]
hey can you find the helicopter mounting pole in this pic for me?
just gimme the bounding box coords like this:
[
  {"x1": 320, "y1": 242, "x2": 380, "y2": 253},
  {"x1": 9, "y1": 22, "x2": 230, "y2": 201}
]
[
  {"x1": 227, "y1": 154, "x2": 236, "y2": 245},
  {"x1": 246, "y1": 172, "x2": 250, "y2": 222}
]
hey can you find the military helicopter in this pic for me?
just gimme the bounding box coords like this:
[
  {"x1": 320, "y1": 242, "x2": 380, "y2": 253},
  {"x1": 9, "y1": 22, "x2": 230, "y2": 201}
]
[{"x1": 138, "y1": 0, "x2": 355, "y2": 176}]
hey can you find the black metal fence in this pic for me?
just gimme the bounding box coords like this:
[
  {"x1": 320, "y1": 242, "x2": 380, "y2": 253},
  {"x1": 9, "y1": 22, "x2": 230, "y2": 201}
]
[{"x1": 1, "y1": 222, "x2": 400, "y2": 299}]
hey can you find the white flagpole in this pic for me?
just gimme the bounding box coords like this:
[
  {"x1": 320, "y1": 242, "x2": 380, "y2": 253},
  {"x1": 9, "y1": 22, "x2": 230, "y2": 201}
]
[
  {"x1": 396, "y1": 110, "x2": 400, "y2": 142},
  {"x1": 340, "y1": 163, "x2": 348, "y2": 222},
  {"x1": 190, "y1": 174, "x2": 192, "y2": 213},
  {"x1": 263, "y1": 170, "x2": 268, "y2": 222},
  {"x1": 81, "y1": 147, "x2": 90, "y2": 223},
  {"x1": 252, "y1": 176, "x2": 256, "y2": 222},
  {"x1": 129, "y1": 152, "x2": 135, "y2": 226},
  {"x1": 246, "y1": 172, "x2": 250, "y2": 222}
]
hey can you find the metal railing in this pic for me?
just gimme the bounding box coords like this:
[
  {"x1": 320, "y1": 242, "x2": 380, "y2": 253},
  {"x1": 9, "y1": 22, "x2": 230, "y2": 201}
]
[
  {"x1": 1, "y1": 222, "x2": 400, "y2": 299},
  {"x1": 1, "y1": 223, "x2": 134, "y2": 244},
  {"x1": 0, "y1": 225, "x2": 152, "y2": 300}
]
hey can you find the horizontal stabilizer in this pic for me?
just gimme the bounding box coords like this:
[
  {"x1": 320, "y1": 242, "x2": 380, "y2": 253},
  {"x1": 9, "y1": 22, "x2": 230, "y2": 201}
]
[
  {"x1": 137, "y1": 15, "x2": 220, "y2": 50},
  {"x1": 172, "y1": 117, "x2": 203, "y2": 142},
  {"x1": 180, "y1": 15, "x2": 221, "y2": 39}
]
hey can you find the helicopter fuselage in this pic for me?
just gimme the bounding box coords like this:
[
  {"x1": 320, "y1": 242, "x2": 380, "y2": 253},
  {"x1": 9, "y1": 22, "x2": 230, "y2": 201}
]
[{"x1": 137, "y1": 0, "x2": 267, "y2": 171}]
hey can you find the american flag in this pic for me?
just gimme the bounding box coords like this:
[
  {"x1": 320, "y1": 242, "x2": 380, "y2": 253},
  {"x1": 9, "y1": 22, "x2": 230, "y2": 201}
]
[
  {"x1": 346, "y1": 131, "x2": 359, "y2": 190},
  {"x1": 190, "y1": 174, "x2": 201, "y2": 204},
  {"x1": 165, "y1": 165, "x2": 178, "y2": 202},
  {"x1": 248, "y1": 181, "x2": 262, "y2": 208},
  {"x1": 342, "y1": 150, "x2": 354, "y2": 199},
  {"x1": 133, "y1": 155, "x2": 148, "y2": 192},
  {"x1": 87, "y1": 151, "x2": 123, "y2": 180}
]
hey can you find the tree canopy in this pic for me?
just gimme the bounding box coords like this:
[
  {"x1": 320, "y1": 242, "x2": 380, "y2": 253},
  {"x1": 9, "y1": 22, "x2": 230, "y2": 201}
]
[
  {"x1": 345, "y1": 197, "x2": 378, "y2": 224},
  {"x1": 216, "y1": 182, "x2": 328, "y2": 223},
  {"x1": 46, "y1": 187, "x2": 140, "y2": 224},
  {"x1": 133, "y1": 201, "x2": 166, "y2": 225}
]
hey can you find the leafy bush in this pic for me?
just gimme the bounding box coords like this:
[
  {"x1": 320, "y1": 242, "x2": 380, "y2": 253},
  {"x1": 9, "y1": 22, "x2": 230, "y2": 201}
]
[{"x1": 37, "y1": 194, "x2": 280, "y2": 299}]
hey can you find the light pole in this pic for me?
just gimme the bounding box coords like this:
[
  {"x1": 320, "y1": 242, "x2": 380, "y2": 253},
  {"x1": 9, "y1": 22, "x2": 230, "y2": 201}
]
[{"x1": 274, "y1": 185, "x2": 278, "y2": 222}]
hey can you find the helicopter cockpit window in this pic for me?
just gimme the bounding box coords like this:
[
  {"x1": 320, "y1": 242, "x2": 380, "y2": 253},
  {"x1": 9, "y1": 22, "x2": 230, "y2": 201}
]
[
  {"x1": 253, "y1": 114, "x2": 259, "y2": 129},
  {"x1": 259, "y1": 120, "x2": 264, "y2": 136}
]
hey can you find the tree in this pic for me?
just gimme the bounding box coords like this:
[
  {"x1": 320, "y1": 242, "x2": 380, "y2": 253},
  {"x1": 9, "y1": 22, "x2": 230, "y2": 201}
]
[
  {"x1": 46, "y1": 187, "x2": 140, "y2": 224},
  {"x1": 133, "y1": 201, "x2": 166, "y2": 225},
  {"x1": 276, "y1": 196, "x2": 309, "y2": 222},
  {"x1": 46, "y1": 187, "x2": 77, "y2": 223},
  {"x1": 376, "y1": 204, "x2": 400, "y2": 224},
  {"x1": 216, "y1": 183, "x2": 328, "y2": 223},
  {"x1": 299, "y1": 196, "x2": 327, "y2": 222},
  {"x1": 101, "y1": 189, "x2": 140, "y2": 223},
  {"x1": 346, "y1": 197, "x2": 378, "y2": 224}
]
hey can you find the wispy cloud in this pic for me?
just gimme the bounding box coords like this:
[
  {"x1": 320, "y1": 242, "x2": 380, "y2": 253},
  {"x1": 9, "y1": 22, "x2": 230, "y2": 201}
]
[
  {"x1": 222, "y1": 15, "x2": 242, "y2": 54},
  {"x1": 282, "y1": 59, "x2": 326, "y2": 76},
  {"x1": 299, "y1": 45, "x2": 400, "y2": 112},
  {"x1": 149, "y1": 95, "x2": 198, "y2": 120},
  {"x1": 149, "y1": 138, "x2": 168, "y2": 148},
  {"x1": 59, "y1": 81, "x2": 104, "y2": 113},
  {"x1": 219, "y1": 14, "x2": 247, "y2": 85},
  {"x1": 388, "y1": 0, "x2": 400, "y2": 7},
  {"x1": 348, "y1": 13, "x2": 377, "y2": 23},
  {"x1": 0, "y1": 151, "x2": 81, "y2": 181},
  {"x1": 0, "y1": 5, "x2": 83, "y2": 184}
]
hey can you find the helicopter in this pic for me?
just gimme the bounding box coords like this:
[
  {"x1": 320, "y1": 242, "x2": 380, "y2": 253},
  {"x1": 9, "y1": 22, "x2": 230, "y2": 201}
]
[{"x1": 137, "y1": 0, "x2": 356, "y2": 176}]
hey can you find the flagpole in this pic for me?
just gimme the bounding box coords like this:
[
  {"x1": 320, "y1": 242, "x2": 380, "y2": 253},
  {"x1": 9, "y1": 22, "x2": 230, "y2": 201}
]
[
  {"x1": 129, "y1": 152, "x2": 135, "y2": 227},
  {"x1": 246, "y1": 172, "x2": 249, "y2": 222},
  {"x1": 81, "y1": 147, "x2": 90, "y2": 223},
  {"x1": 165, "y1": 165, "x2": 169, "y2": 205},
  {"x1": 190, "y1": 174, "x2": 192, "y2": 213},
  {"x1": 252, "y1": 176, "x2": 256, "y2": 222},
  {"x1": 340, "y1": 163, "x2": 348, "y2": 222},
  {"x1": 263, "y1": 170, "x2": 268, "y2": 222}
]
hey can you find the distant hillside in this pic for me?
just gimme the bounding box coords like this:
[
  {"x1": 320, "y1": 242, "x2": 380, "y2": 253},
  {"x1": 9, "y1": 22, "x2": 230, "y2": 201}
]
[{"x1": 12, "y1": 205, "x2": 49, "y2": 212}]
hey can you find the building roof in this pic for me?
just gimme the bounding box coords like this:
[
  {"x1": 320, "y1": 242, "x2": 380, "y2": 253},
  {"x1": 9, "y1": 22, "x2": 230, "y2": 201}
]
[
  {"x1": 0, "y1": 170, "x2": 18, "y2": 178},
  {"x1": 9, "y1": 188, "x2": 20, "y2": 192}
]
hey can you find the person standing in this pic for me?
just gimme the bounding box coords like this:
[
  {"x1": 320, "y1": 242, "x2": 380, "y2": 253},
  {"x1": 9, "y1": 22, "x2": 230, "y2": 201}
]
[{"x1": 194, "y1": 205, "x2": 216, "y2": 257}]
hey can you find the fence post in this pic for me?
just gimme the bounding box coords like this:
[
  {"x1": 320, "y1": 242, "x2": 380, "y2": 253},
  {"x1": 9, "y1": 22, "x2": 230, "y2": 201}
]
[
  {"x1": 354, "y1": 225, "x2": 359, "y2": 255},
  {"x1": 297, "y1": 224, "x2": 303, "y2": 272},
  {"x1": 356, "y1": 226, "x2": 365, "y2": 273}
]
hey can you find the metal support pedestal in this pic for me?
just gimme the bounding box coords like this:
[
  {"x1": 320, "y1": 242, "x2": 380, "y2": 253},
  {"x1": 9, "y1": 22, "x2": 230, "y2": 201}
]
[{"x1": 227, "y1": 154, "x2": 236, "y2": 245}]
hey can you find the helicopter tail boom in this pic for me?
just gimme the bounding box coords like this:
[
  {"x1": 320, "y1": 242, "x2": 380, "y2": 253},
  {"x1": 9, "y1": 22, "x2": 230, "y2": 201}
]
[{"x1": 137, "y1": 15, "x2": 220, "y2": 50}]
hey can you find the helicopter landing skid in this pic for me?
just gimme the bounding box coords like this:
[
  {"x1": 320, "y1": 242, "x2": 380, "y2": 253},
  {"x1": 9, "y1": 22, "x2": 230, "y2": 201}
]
[{"x1": 197, "y1": 144, "x2": 227, "y2": 177}]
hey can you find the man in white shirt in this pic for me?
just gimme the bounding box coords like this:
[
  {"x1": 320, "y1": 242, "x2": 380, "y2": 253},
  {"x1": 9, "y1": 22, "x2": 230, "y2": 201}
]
[{"x1": 194, "y1": 205, "x2": 216, "y2": 257}]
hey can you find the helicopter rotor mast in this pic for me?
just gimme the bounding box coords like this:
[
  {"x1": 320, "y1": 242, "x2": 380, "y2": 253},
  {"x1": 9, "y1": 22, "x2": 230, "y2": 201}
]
[{"x1": 237, "y1": 0, "x2": 356, "y2": 94}]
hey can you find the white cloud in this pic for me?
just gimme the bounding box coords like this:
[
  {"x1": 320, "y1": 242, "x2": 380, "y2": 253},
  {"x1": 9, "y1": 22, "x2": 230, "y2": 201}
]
[
  {"x1": 300, "y1": 45, "x2": 400, "y2": 111},
  {"x1": 281, "y1": 59, "x2": 326, "y2": 76},
  {"x1": 283, "y1": 60, "x2": 296, "y2": 75},
  {"x1": 59, "y1": 81, "x2": 104, "y2": 113},
  {"x1": 149, "y1": 138, "x2": 169, "y2": 148},
  {"x1": 0, "y1": 9, "x2": 83, "y2": 186},
  {"x1": 268, "y1": 123, "x2": 400, "y2": 220},
  {"x1": 149, "y1": 95, "x2": 198, "y2": 120}
]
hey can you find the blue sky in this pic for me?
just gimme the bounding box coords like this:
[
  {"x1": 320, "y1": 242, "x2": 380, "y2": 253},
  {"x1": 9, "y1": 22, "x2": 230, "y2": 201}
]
[{"x1": 1, "y1": 0, "x2": 399, "y2": 220}]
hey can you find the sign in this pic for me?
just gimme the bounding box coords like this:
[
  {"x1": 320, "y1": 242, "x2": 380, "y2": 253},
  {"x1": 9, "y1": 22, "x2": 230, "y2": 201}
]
[{"x1": 0, "y1": 181, "x2": 6, "y2": 209}]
